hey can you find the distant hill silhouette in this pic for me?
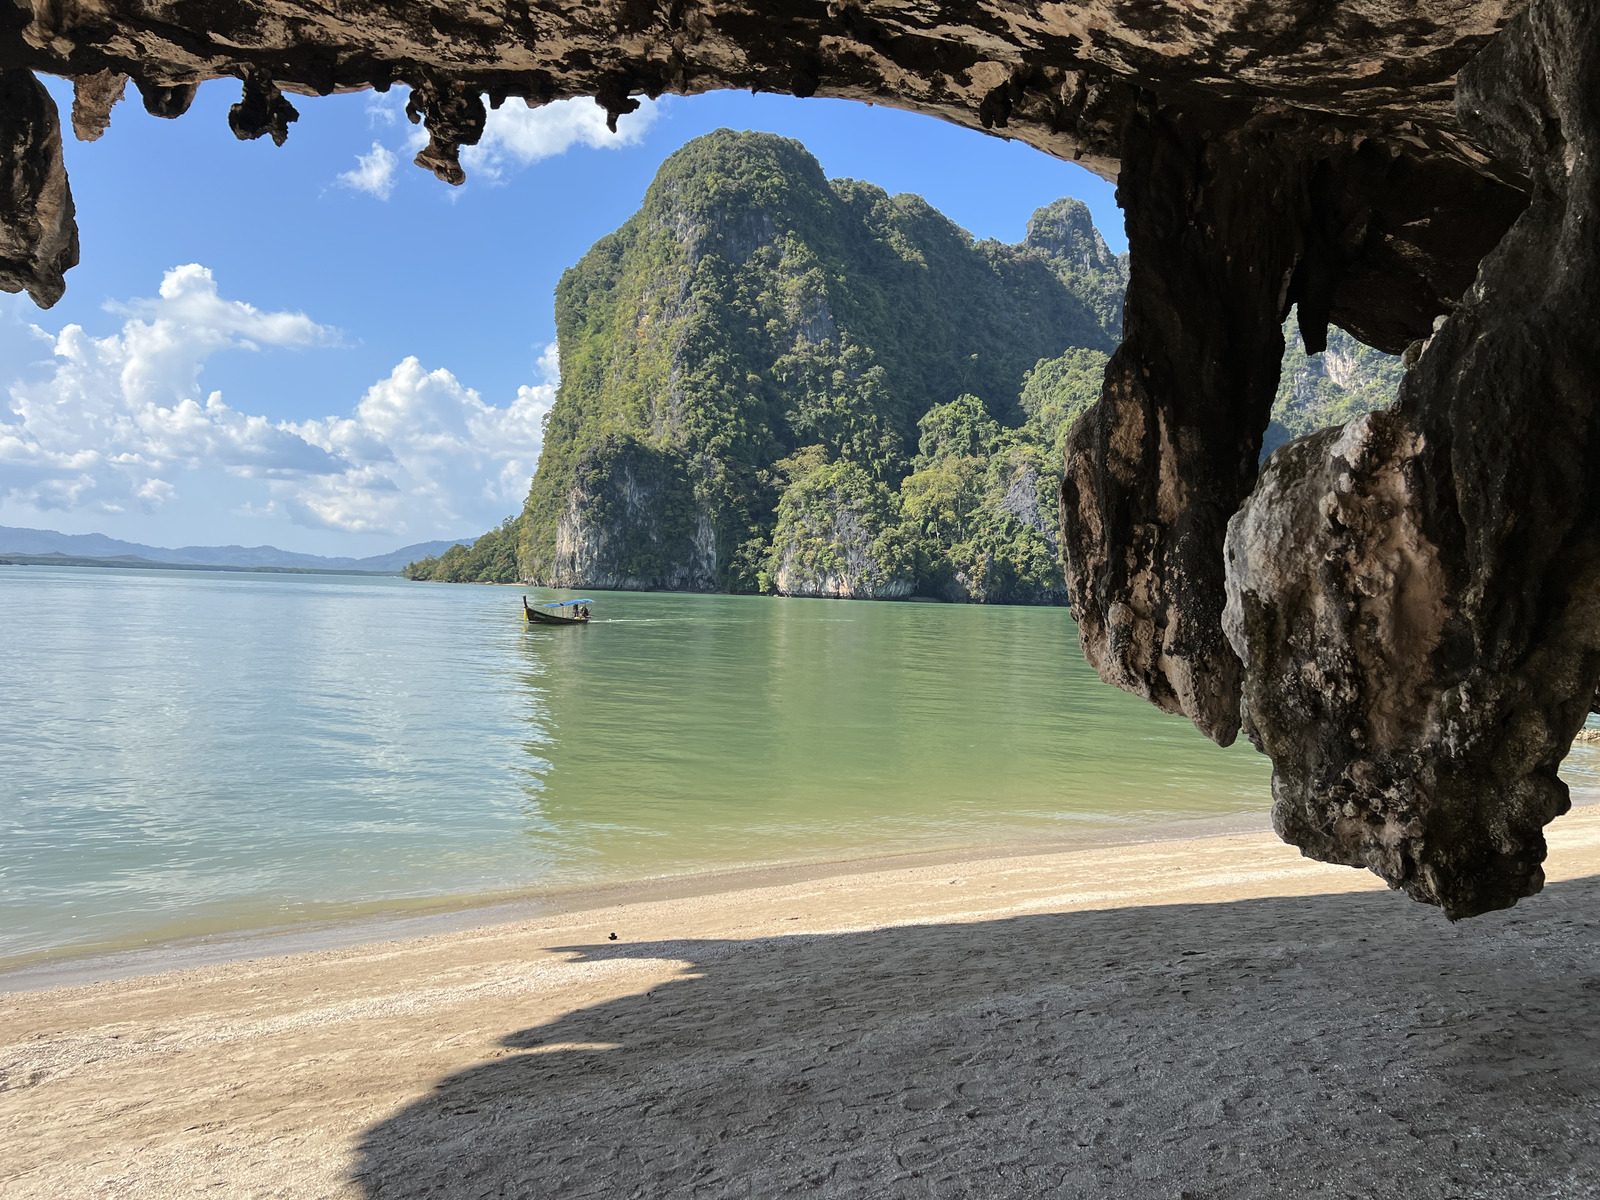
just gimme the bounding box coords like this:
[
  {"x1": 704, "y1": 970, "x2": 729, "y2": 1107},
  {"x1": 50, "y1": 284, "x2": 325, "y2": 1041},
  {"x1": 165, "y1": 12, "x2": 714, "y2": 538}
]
[{"x1": 0, "y1": 526, "x2": 473, "y2": 573}]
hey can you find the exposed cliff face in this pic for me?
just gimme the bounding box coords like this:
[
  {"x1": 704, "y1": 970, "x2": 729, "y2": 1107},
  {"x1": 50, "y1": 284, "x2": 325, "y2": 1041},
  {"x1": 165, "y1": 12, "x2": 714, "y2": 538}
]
[
  {"x1": 544, "y1": 435, "x2": 716, "y2": 592},
  {"x1": 1223, "y1": 0, "x2": 1600, "y2": 918},
  {"x1": 770, "y1": 521, "x2": 915, "y2": 599},
  {"x1": 941, "y1": 447, "x2": 1070, "y2": 606},
  {"x1": 994, "y1": 454, "x2": 1057, "y2": 550},
  {"x1": 522, "y1": 129, "x2": 1120, "y2": 595},
  {"x1": 767, "y1": 460, "x2": 915, "y2": 600}
]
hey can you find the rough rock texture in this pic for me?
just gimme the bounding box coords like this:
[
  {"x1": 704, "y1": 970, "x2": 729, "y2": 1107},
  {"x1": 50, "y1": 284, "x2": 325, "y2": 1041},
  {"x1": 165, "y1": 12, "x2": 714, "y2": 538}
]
[
  {"x1": 939, "y1": 448, "x2": 1070, "y2": 606},
  {"x1": 1260, "y1": 322, "x2": 1406, "y2": 462},
  {"x1": 228, "y1": 70, "x2": 298, "y2": 146},
  {"x1": 1223, "y1": 0, "x2": 1600, "y2": 918},
  {"x1": 0, "y1": 1, "x2": 1533, "y2": 309},
  {"x1": 0, "y1": 67, "x2": 77, "y2": 307},
  {"x1": 1060, "y1": 104, "x2": 1523, "y2": 748},
  {"x1": 1060, "y1": 113, "x2": 1301, "y2": 746},
  {"x1": 69, "y1": 70, "x2": 125, "y2": 142},
  {"x1": 545, "y1": 435, "x2": 717, "y2": 592},
  {"x1": 770, "y1": 495, "x2": 915, "y2": 600},
  {"x1": 1, "y1": 1, "x2": 1526, "y2": 172}
]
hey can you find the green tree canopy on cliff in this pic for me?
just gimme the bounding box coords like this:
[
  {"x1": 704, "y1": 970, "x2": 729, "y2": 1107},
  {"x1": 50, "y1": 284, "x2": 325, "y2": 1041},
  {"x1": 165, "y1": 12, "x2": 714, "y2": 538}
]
[
  {"x1": 1017, "y1": 347, "x2": 1110, "y2": 461},
  {"x1": 412, "y1": 134, "x2": 1408, "y2": 604},
  {"x1": 514, "y1": 129, "x2": 1125, "y2": 598}
]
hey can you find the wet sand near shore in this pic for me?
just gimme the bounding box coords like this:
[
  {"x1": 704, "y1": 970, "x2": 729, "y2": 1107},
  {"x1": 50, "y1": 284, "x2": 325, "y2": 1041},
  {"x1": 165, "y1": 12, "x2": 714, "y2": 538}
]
[{"x1": 4, "y1": 810, "x2": 1600, "y2": 1199}]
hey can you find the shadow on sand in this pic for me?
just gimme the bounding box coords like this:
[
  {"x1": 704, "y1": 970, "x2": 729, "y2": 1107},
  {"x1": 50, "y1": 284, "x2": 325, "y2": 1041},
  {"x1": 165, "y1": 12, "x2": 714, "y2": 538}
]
[{"x1": 356, "y1": 877, "x2": 1600, "y2": 1199}]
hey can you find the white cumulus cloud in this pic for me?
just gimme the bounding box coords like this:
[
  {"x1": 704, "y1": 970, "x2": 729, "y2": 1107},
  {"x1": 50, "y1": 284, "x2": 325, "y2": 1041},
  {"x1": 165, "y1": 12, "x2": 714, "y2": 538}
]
[
  {"x1": 284, "y1": 355, "x2": 553, "y2": 533},
  {"x1": 464, "y1": 97, "x2": 659, "y2": 181},
  {"x1": 0, "y1": 266, "x2": 558, "y2": 538},
  {"x1": 338, "y1": 141, "x2": 400, "y2": 200},
  {"x1": 338, "y1": 92, "x2": 658, "y2": 195}
]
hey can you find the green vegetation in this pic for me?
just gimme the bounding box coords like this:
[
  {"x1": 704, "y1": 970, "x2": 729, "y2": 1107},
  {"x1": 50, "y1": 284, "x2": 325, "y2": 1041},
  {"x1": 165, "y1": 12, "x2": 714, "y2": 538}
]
[
  {"x1": 509, "y1": 129, "x2": 1123, "y2": 600},
  {"x1": 763, "y1": 450, "x2": 915, "y2": 597},
  {"x1": 1015, "y1": 347, "x2": 1111, "y2": 461},
  {"x1": 755, "y1": 352, "x2": 1108, "y2": 604},
  {"x1": 1264, "y1": 318, "x2": 1405, "y2": 457},
  {"x1": 563, "y1": 434, "x2": 711, "y2": 589},
  {"x1": 402, "y1": 520, "x2": 519, "y2": 583},
  {"x1": 409, "y1": 135, "x2": 1404, "y2": 601}
]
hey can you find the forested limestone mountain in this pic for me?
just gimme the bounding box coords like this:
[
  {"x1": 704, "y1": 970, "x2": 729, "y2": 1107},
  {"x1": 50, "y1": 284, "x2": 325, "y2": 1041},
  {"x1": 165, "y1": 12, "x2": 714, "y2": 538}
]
[
  {"x1": 507, "y1": 129, "x2": 1126, "y2": 602},
  {"x1": 406, "y1": 131, "x2": 1403, "y2": 601}
]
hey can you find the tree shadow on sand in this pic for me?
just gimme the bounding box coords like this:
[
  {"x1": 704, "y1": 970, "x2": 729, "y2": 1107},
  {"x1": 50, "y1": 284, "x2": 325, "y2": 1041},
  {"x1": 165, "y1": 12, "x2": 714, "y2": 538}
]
[{"x1": 355, "y1": 877, "x2": 1600, "y2": 1199}]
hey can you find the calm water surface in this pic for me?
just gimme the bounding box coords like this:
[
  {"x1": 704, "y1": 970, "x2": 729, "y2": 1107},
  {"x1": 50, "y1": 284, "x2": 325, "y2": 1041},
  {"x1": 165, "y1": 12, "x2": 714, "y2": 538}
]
[{"x1": 5, "y1": 565, "x2": 1595, "y2": 969}]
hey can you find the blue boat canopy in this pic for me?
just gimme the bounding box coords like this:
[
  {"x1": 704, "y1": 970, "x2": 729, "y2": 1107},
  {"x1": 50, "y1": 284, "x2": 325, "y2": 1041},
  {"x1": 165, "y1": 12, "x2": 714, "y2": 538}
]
[{"x1": 541, "y1": 599, "x2": 594, "y2": 607}]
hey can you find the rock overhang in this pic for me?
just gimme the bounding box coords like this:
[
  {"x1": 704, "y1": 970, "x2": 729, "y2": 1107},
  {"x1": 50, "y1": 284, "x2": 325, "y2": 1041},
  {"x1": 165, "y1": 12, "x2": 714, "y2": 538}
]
[
  {"x1": 1, "y1": 11, "x2": 1531, "y2": 175},
  {"x1": 0, "y1": 2, "x2": 1537, "y2": 348}
]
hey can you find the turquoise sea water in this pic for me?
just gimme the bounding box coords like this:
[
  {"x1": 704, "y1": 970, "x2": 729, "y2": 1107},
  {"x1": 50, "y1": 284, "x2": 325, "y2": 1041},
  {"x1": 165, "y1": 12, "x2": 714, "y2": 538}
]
[{"x1": 3, "y1": 565, "x2": 1595, "y2": 971}]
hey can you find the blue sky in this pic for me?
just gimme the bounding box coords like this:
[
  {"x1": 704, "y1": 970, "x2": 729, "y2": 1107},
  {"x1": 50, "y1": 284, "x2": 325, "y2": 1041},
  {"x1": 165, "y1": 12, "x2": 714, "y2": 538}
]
[{"x1": 1, "y1": 80, "x2": 1122, "y2": 555}]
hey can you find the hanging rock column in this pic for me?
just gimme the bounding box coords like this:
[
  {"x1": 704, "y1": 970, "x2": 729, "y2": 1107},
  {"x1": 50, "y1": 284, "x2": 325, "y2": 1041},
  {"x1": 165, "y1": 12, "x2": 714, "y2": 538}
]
[
  {"x1": 1223, "y1": 0, "x2": 1600, "y2": 919},
  {"x1": 0, "y1": 68, "x2": 78, "y2": 308},
  {"x1": 1059, "y1": 108, "x2": 1314, "y2": 747}
]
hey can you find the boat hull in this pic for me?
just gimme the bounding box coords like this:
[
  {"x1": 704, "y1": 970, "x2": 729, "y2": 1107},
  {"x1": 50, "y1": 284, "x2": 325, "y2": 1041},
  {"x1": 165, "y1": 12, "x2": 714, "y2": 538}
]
[{"x1": 523, "y1": 599, "x2": 589, "y2": 625}]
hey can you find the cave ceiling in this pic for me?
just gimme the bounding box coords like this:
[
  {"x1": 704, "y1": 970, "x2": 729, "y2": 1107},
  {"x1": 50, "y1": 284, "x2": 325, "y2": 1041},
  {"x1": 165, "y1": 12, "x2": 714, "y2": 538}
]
[
  {"x1": 0, "y1": 1, "x2": 1531, "y2": 173},
  {"x1": 2, "y1": 1, "x2": 1533, "y2": 307}
]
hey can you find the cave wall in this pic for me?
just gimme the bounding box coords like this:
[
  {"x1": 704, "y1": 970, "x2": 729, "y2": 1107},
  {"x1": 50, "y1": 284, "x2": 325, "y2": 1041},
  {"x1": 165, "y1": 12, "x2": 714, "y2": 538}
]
[
  {"x1": 5, "y1": 0, "x2": 1595, "y2": 917},
  {"x1": 0, "y1": 65, "x2": 76, "y2": 305},
  {"x1": 1058, "y1": 101, "x2": 1524, "y2": 748},
  {"x1": 1223, "y1": 0, "x2": 1600, "y2": 918},
  {"x1": 1058, "y1": 0, "x2": 1598, "y2": 918}
]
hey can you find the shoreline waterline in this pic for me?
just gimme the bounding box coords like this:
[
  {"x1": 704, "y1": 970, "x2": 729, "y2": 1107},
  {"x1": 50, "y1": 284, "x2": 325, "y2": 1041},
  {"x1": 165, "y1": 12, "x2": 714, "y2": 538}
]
[
  {"x1": 9, "y1": 792, "x2": 1600, "y2": 994},
  {"x1": 2, "y1": 566, "x2": 1289, "y2": 971},
  {"x1": 9, "y1": 810, "x2": 1599, "y2": 1199},
  {"x1": 10, "y1": 566, "x2": 1600, "y2": 989},
  {"x1": 0, "y1": 805, "x2": 1279, "y2": 991}
]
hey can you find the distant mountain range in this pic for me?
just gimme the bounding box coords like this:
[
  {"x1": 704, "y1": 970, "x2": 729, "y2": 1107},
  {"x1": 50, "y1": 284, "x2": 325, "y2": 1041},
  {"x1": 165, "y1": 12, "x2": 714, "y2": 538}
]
[{"x1": 0, "y1": 526, "x2": 474, "y2": 574}]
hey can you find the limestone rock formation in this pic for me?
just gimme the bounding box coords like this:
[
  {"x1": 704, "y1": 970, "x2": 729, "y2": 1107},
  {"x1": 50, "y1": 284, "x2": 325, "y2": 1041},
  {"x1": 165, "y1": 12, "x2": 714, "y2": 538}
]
[
  {"x1": 0, "y1": 67, "x2": 76, "y2": 307},
  {"x1": 1059, "y1": 100, "x2": 1525, "y2": 747},
  {"x1": 931, "y1": 442, "x2": 1072, "y2": 606},
  {"x1": 547, "y1": 435, "x2": 717, "y2": 592},
  {"x1": 520, "y1": 130, "x2": 1118, "y2": 597},
  {"x1": 0, "y1": 1, "x2": 1531, "y2": 311},
  {"x1": 1223, "y1": 0, "x2": 1600, "y2": 918},
  {"x1": 1260, "y1": 322, "x2": 1405, "y2": 462},
  {"x1": 1018, "y1": 198, "x2": 1128, "y2": 337},
  {"x1": 767, "y1": 459, "x2": 916, "y2": 600}
]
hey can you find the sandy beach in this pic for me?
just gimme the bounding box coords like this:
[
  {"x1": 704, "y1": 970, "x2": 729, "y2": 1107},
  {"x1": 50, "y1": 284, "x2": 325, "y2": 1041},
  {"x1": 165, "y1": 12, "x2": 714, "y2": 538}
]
[{"x1": 4, "y1": 810, "x2": 1600, "y2": 1199}]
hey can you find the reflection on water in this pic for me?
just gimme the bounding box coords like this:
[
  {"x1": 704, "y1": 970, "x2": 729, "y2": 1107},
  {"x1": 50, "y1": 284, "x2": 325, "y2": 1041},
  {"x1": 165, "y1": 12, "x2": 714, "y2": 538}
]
[
  {"x1": 3, "y1": 566, "x2": 1595, "y2": 969},
  {"x1": 511, "y1": 593, "x2": 1271, "y2": 875}
]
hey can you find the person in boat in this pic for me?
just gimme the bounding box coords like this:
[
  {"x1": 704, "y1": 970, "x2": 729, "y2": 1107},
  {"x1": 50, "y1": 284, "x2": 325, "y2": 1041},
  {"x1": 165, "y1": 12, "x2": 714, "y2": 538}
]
[{"x1": 579, "y1": 605, "x2": 590, "y2": 620}]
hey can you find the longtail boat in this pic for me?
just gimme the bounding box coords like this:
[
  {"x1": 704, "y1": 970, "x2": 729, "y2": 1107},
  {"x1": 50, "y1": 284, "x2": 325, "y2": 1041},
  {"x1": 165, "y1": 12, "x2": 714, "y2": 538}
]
[{"x1": 523, "y1": 596, "x2": 593, "y2": 625}]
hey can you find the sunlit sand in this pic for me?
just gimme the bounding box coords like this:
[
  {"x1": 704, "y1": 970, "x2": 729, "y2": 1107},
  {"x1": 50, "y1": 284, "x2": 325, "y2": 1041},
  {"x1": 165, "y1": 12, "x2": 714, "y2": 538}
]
[{"x1": 4, "y1": 807, "x2": 1599, "y2": 1198}]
